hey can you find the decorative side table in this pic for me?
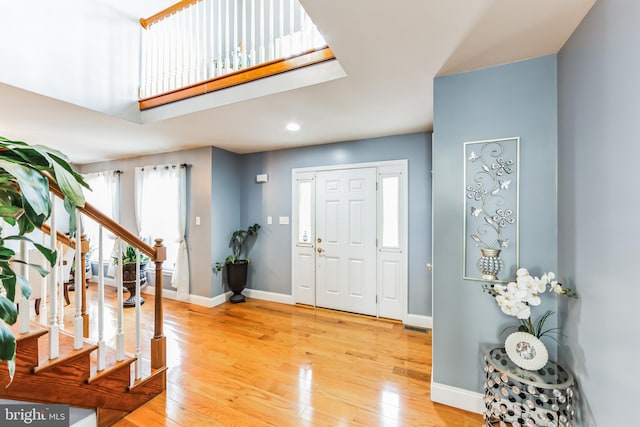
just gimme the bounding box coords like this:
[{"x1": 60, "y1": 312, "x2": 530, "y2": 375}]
[{"x1": 483, "y1": 347, "x2": 575, "y2": 427}]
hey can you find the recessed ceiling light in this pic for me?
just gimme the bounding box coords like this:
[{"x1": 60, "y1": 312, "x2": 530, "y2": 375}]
[{"x1": 286, "y1": 122, "x2": 301, "y2": 132}]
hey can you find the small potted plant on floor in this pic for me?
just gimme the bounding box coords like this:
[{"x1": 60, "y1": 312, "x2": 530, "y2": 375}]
[
  {"x1": 215, "y1": 223, "x2": 260, "y2": 303},
  {"x1": 114, "y1": 245, "x2": 150, "y2": 307}
]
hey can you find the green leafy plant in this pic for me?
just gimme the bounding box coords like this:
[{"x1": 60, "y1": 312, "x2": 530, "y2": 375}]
[
  {"x1": 215, "y1": 223, "x2": 260, "y2": 271},
  {"x1": 0, "y1": 136, "x2": 89, "y2": 381}
]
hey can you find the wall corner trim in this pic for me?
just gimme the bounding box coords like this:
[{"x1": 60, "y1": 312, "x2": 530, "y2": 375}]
[
  {"x1": 405, "y1": 314, "x2": 432, "y2": 329},
  {"x1": 430, "y1": 382, "x2": 484, "y2": 414}
]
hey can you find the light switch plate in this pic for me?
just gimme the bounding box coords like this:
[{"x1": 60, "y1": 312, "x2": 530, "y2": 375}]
[
  {"x1": 267, "y1": 216, "x2": 272, "y2": 225},
  {"x1": 279, "y1": 216, "x2": 289, "y2": 225}
]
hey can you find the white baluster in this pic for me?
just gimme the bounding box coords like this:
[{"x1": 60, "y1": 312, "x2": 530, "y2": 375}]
[
  {"x1": 233, "y1": 0, "x2": 238, "y2": 70},
  {"x1": 167, "y1": 16, "x2": 175, "y2": 91},
  {"x1": 217, "y1": 0, "x2": 222, "y2": 76},
  {"x1": 48, "y1": 197, "x2": 59, "y2": 359},
  {"x1": 74, "y1": 211, "x2": 83, "y2": 350},
  {"x1": 250, "y1": 0, "x2": 256, "y2": 66},
  {"x1": 225, "y1": 0, "x2": 230, "y2": 73},
  {"x1": 178, "y1": 14, "x2": 185, "y2": 88},
  {"x1": 157, "y1": 20, "x2": 165, "y2": 93},
  {"x1": 116, "y1": 239, "x2": 125, "y2": 362},
  {"x1": 150, "y1": 25, "x2": 159, "y2": 96},
  {"x1": 206, "y1": 0, "x2": 216, "y2": 79},
  {"x1": 300, "y1": 3, "x2": 306, "y2": 52},
  {"x1": 184, "y1": 8, "x2": 190, "y2": 84},
  {"x1": 97, "y1": 226, "x2": 105, "y2": 371},
  {"x1": 278, "y1": 0, "x2": 283, "y2": 57},
  {"x1": 189, "y1": 6, "x2": 196, "y2": 84},
  {"x1": 135, "y1": 248, "x2": 142, "y2": 380},
  {"x1": 202, "y1": 0, "x2": 208, "y2": 80},
  {"x1": 288, "y1": 0, "x2": 294, "y2": 57},
  {"x1": 195, "y1": 2, "x2": 201, "y2": 82},
  {"x1": 242, "y1": 0, "x2": 247, "y2": 68},
  {"x1": 18, "y1": 240, "x2": 29, "y2": 334},
  {"x1": 140, "y1": 26, "x2": 148, "y2": 98},
  {"x1": 268, "y1": 0, "x2": 274, "y2": 60},
  {"x1": 164, "y1": 18, "x2": 172, "y2": 92},
  {"x1": 259, "y1": 0, "x2": 265, "y2": 63},
  {"x1": 57, "y1": 244, "x2": 64, "y2": 328},
  {"x1": 39, "y1": 234, "x2": 47, "y2": 326}
]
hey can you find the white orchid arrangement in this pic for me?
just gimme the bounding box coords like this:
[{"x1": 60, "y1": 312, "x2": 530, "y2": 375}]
[{"x1": 483, "y1": 268, "x2": 576, "y2": 339}]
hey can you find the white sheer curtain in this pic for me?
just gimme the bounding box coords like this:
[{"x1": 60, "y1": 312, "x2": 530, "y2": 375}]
[
  {"x1": 135, "y1": 165, "x2": 190, "y2": 300},
  {"x1": 83, "y1": 171, "x2": 120, "y2": 274}
]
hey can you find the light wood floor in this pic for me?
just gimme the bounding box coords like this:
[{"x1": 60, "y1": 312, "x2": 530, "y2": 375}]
[{"x1": 71, "y1": 286, "x2": 481, "y2": 426}]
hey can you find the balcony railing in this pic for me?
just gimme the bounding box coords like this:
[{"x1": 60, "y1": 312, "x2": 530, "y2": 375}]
[{"x1": 139, "y1": 0, "x2": 329, "y2": 106}]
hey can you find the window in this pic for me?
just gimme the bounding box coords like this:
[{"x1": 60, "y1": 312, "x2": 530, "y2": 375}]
[
  {"x1": 83, "y1": 171, "x2": 120, "y2": 263},
  {"x1": 135, "y1": 165, "x2": 190, "y2": 300},
  {"x1": 297, "y1": 180, "x2": 313, "y2": 243},
  {"x1": 381, "y1": 175, "x2": 400, "y2": 248}
]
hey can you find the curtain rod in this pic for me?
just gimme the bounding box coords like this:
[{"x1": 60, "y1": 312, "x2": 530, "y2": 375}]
[{"x1": 139, "y1": 163, "x2": 189, "y2": 171}]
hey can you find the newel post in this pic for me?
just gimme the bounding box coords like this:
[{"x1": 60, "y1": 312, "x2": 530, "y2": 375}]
[
  {"x1": 80, "y1": 233, "x2": 90, "y2": 338},
  {"x1": 151, "y1": 238, "x2": 166, "y2": 370}
]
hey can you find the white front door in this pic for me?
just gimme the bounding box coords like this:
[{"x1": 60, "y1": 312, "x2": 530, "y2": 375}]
[{"x1": 315, "y1": 168, "x2": 377, "y2": 316}]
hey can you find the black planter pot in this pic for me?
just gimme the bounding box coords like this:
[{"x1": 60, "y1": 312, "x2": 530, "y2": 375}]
[
  {"x1": 226, "y1": 261, "x2": 248, "y2": 303},
  {"x1": 122, "y1": 262, "x2": 148, "y2": 307}
]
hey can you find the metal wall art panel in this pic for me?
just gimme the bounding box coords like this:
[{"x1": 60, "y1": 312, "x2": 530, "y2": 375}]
[{"x1": 463, "y1": 137, "x2": 519, "y2": 282}]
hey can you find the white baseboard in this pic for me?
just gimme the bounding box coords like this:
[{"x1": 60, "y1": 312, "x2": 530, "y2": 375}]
[
  {"x1": 244, "y1": 288, "x2": 295, "y2": 305},
  {"x1": 430, "y1": 382, "x2": 484, "y2": 414},
  {"x1": 141, "y1": 286, "x2": 294, "y2": 307},
  {"x1": 143, "y1": 286, "x2": 230, "y2": 308},
  {"x1": 405, "y1": 313, "x2": 433, "y2": 329}
]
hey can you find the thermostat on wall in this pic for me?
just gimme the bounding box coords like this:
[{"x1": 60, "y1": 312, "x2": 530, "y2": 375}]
[{"x1": 256, "y1": 174, "x2": 268, "y2": 183}]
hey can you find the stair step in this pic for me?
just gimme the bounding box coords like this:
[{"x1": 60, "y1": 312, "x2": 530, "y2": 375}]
[
  {"x1": 11, "y1": 326, "x2": 49, "y2": 371},
  {"x1": 12, "y1": 326, "x2": 49, "y2": 343},
  {"x1": 129, "y1": 366, "x2": 168, "y2": 392},
  {"x1": 32, "y1": 344, "x2": 98, "y2": 375},
  {"x1": 86, "y1": 356, "x2": 136, "y2": 385},
  {"x1": 35, "y1": 327, "x2": 88, "y2": 367}
]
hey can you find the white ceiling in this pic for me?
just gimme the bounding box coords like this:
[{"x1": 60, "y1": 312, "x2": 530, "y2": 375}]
[{"x1": 0, "y1": 0, "x2": 595, "y2": 165}]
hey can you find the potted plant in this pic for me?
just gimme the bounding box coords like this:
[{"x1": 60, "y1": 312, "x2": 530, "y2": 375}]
[
  {"x1": 215, "y1": 223, "x2": 260, "y2": 303},
  {"x1": 113, "y1": 244, "x2": 150, "y2": 307},
  {"x1": 483, "y1": 268, "x2": 577, "y2": 370},
  {"x1": 0, "y1": 136, "x2": 89, "y2": 381}
]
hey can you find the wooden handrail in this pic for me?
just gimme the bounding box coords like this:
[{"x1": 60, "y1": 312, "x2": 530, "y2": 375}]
[
  {"x1": 40, "y1": 223, "x2": 76, "y2": 249},
  {"x1": 48, "y1": 183, "x2": 163, "y2": 262},
  {"x1": 140, "y1": 47, "x2": 335, "y2": 110},
  {"x1": 140, "y1": 0, "x2": 202, "y2": 29}
]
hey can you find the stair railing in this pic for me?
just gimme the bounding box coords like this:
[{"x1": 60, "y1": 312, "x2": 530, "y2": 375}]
[
  {"x1": 139, "y1": 0, "x2": 327, "y2": 99},
  {"x1": 19, "y1": 182, "x2": 167, "y2": 382}
]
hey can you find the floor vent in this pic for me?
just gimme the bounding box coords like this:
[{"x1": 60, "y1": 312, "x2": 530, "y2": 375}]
[{"x1": 403, "y1": 325, "x2": 428, "y2": 333}]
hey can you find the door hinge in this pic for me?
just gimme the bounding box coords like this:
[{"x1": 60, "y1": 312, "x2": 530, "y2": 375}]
[{"x1": 376, "y1": 295, "x2": 378, "y2": 303}]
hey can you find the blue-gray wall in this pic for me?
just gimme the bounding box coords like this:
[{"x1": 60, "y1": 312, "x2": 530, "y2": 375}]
[
  {"x1": 211, "y1": 147, "x2": 243, "y2": 296},
  {"x1": 432, "y1": 56, "x2": 558, "y2": 391},
  {"x1": 558, "y1": 0, "x2": 639, "y2": 424},
  {"x1": 239, "y1": 132, "x2": 433, "y2": 316}
]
